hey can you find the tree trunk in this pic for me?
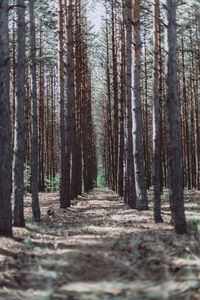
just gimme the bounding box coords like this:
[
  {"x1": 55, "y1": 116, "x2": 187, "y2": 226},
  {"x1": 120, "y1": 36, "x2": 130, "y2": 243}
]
[
  {"x1": 164, "y1": 0, "x2": 187, "y2": 234},
  {"x1": 131, "y1": 0, "x2": 148, "y2": 210},
  {"x1": 65, "y1": 0, "x2": 75, "y2": 206},
  {"x1": 13, "y1": 0, "x2": 26, "y2": 227},
  {"x1": 118, "y1": 0, "x2": 125, "y2": 197},
  {"x1": 0, "y1": 0, "x2": 13, "y2": 236},
  {"x1": 29, "y1": 0, "x2": 41, "y2": 222},
  {"x1": 58, "y1": 0, "x2": 67, "y2": 208},
  {"x1": 125, "y1": 0, "x2": 136, "y2": 209},
  {"x1": 152, "y1": 0, "x2": 163, "y2": 223}
]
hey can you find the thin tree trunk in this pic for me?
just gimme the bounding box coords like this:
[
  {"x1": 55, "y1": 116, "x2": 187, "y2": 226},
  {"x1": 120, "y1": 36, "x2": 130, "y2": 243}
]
[
  {"x1": 58, "y1": 0, "x2": 67, "y2": 208},
  {"x1": 125, "y1": 0, "x2": 136, "y2": 209},
  {"x1": 65, "y1": 0, "x2": 75, "y2": 205},
  {"x1": 152, "y1": 0, "x2": 163, "y2": 223},
  {"x1": 13, "y1": 0, "x2": 26, "y2": 227},
  {"x1": 132, "y1": 0, "x2": 148, "y2": 210},
  {"x1": 118, "y1": 0, "x2": 125, "y2": 197},
  {"x1": 29, "y1": 0, "x2": 41, "y2": 222},
  {"x1": 12, "y1": 21, "x2": 16, "y2": 157}
]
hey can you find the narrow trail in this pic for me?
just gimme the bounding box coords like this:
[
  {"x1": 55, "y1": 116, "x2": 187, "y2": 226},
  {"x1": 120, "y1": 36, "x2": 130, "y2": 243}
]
[{"x1": 1, "y1": 189, "x2": 200, "y2": 299}]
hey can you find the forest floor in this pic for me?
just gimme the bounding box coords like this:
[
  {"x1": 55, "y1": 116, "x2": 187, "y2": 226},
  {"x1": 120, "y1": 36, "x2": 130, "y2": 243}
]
[{"x1": 0, "y1": 189, "x2": 200, "y2": 300}]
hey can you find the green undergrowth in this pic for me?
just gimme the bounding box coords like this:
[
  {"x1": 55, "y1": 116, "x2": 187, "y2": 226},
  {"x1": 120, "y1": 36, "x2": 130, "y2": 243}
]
[
  {"x1": 97, "y1": 169, "x2": 105, "y2": 188},
  {"x1": 24, "y1": 164, "x2": 60, "y2": 193}
]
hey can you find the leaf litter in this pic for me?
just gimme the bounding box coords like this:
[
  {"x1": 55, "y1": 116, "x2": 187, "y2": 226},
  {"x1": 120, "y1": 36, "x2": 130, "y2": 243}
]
[{"x1": 0, "y1": 189, "x2": 200, "y2": 299}]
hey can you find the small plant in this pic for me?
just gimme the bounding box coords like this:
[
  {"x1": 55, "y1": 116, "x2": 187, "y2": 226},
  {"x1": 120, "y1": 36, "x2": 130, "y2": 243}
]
[
  {"x1": 44, "y1": 174, "x2": 60, "y2": 192},
  {"x1": 24, "y1": 164, "x2": 31, "y2": 193},
  {"x1": 97, "y1": 169, "x2": 105, "y2": 188}
]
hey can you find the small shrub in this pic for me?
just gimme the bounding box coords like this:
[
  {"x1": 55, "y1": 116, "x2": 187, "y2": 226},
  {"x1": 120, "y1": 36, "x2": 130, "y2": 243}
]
[
  {"x1": 44, "y1": 174, "x2": 60, "y2": 192},
  {"x1": 24, "y1": 164, "x2": 31, "y2": 193},
  {"x1": 97, "y1": 169, "x2": 105, "y2": 188}
]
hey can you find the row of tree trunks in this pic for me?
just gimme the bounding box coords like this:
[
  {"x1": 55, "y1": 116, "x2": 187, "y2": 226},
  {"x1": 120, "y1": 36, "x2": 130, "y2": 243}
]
[
  {"x1": 58, "y1": 0, "x2": 97, "y2": 208},
  {"x1": 102, "y1": 0, "x2": 187, "y2": 234}
]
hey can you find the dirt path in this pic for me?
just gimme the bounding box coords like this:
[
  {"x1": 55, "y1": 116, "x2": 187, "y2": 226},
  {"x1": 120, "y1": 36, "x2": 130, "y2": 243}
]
[{"x1": 0, "y1": 189, "x2": 200, "y2": 299}]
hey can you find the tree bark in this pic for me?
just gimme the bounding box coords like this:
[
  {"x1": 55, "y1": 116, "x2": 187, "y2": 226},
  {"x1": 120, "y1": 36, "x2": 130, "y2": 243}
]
[
  {"x1": 152, "y1": 0, "x2": 163, "y2": 223},
  {"x1": 125, "y1": 0, "x2": 136, "y2": 209},
  {"x1": 13, "y1": 0, "x2": 26, "y2": 227},
  {"x1": 29, "y1": 0, "x2": 41, "y2": 222},
  {"x1": 131, "y1": 0, "x2": 148, "y2": 210},
  {"x1": 164, "y1": 0, "x2": 187, "y2": 234},
  {"x1": 0, "y1": 0, "x2": 13, "y2": 236},
  {"x1": 58, "y1": 0, "x2": 67, "y2": 208}
]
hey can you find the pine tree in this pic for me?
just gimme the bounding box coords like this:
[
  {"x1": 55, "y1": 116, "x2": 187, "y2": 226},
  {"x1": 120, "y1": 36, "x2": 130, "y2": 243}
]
[
  {"x1": 13, "y1": 0, "x2": 26, "y2": 227},
  {"x1": 0, "y1": 0, "x2": 13, "y2": 236}
]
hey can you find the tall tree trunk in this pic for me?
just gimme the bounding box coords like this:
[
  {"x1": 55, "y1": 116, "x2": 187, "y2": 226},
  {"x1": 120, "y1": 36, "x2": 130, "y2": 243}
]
[
  {"x1": 0, "y1": 0, "x2": 13, "y2": 236},
  {"x1": 38, "y1": 27, "x2": 45, "y2": 192},
  {"x1": 105, "y1": 12, "x2": 114, "y2": 190},
  {"x1": 164, "y1": 0, "x2": 187, "y2": 234},
  {"x1": 131, "y1": 0, "x2": 148, "y2": 210},
  {"x1": 58, "y1": 0, "x2": 67, "y2": 208},
  {"x1": 29, "y1": 0, "x2": 41, "y2": 222},
  {"x1": 12, "y1": 21, "x2": 16, "y2": 157},
  {"x1": 118, "y1": 0, "x2": 125, "y2": 197},
  {"x1": 152, "y1": 0, "x2": 163, "y2": 223},
  {"x1": 111, "y1": 0, "x2": 119, "y2": 192},
  {"x1": 143, "y1": 33, "x2": 151, "y2": 189},
  {"x1": 65, "y1": 0, "x2": 75, "y2": 205},
  {"x1": 125, "y1": 0, "x2": 136, "y2": 208},
  {"x1": 13, "y1": 0, "x2": 26, "y2": 227},
  {"x1": 181, "y1": 38, "x2": 191, "y2": 190}
]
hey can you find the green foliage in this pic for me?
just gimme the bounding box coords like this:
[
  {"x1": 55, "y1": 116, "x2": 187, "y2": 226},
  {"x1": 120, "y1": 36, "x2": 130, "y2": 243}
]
[
  {"x1": 97, "y1": 169, "x2": 105, "y2": 188},
  {"x1": 24, "y1": 165, "x2": 60, "y2": 193},
  {"x1": 44, "y1": 174, "x2": 60, "y2": 192},
  {"x1": 24, "y1": 164, "x2": 31, "y2": 193}
]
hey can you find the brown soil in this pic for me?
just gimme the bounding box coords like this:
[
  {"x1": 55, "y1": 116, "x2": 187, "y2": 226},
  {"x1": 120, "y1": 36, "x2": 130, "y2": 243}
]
[{"x1": 0, "y1": 188, "x2": 200, "y2": 299}]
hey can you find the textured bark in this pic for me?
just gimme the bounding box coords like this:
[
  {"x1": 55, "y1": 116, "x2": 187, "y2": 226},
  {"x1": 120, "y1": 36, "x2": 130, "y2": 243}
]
[
  {"x1": 24, "y1": 67, "x2": 31, "y2": 168},
  {"x1": 105, "y1": 12, "x2": 114, "y2": 190},
  {"x1": 12, "y1": 22, "x2": 16, "y2": 156},
  {"x1": 125, "y1": 0, "x2": 136, "y2": 209},
  {"x1": 69, "y1": 1, "x2": 78, "y2": 199},
  {"x1": 181, "y1": 39, "x2": 191, "y2": 190},
  {"x1": 164, "y1": 0, "x2": 187, "y2": 234},
  {"x1": 143, "y1": 35, "x2": 151, "y2": 189},
  {"x1": 29, "y1": 0, "x2": 41, "y2": 222},
  {"x1": 118, "y1": 0, "x2": 125, "y2": 197},
  {"x1": 131, "y1": 0, "x2": 148, "y2": 210},
  {"x1": 65, "y1": 0, "x2": 74, "y2": 206},
  {"x1": 74, "y1": 1, "x2": 82, "y2": 196},
  {"x1": 13, "y1": 0, "x2": 26, "y2": 227},
  {"x1": 152, "y1": 0, "x2": 163, "y2": 223},
  {"x1": 58, "y1": 0, "x2": 67, "y2": 208},
  {"x1": 38, "y1": 28, "x2": 45, "y2": 192},
  {"x1": 189, "y1": 30, "x2": 200, "y2": 190},
  {"x1": 111, "y1": 0, "x2": 119, "y2": 192},
  {"x1": 0, "y1": 0, "x2": 13, "y2": 236}
]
